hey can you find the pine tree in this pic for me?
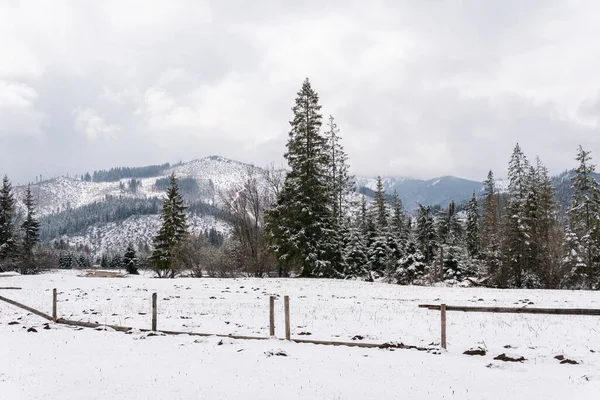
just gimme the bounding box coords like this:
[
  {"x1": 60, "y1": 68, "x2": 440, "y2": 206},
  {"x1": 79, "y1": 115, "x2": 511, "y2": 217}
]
[
  {"x1": 415, "y1": 203, "x2": 436, "y2": 264},
  {"x1": 567, "y1": 146, "x2": 600, "y2": 288},
  {"x1": 533, "y1": 157, "x2": 560, "y2": 287},
  {"x1": 265, "y1": 78, "x2": 340, "y2": 277},
  {"x1": 480, "y1": 170, "x2": 502, "y2": 284},
  {"x1": 388, "y1": 190, "x2": 406, "y2": 266},
  {"x1": 373, "y1": 176, "x2": 388, "y2": 228},
  {"x1": 343, "y1": 218, "x2": 370, "y2": 280},
  {"x1": 123, "y1": 243, "x2": 139, "y2": 275},
  {"x1": 466, "y1": 193, "x2": 480, "y2": 258},
  {"x1": 503, "y1": 143, "x2": 531, "y2": 287},
  {"x1": 396, "y1": 238, "x2": 426, "y2": 285},
  {"x1": 100, "y1": 253, "x2": 109, "y2": 269},
  {"x1": 325, "y1": 115, "x2": 355, "y2": 222},
  {"x1": 390, "y1": 190, "x2": 406, "y2": 242},
  {"x1": 434, "y1": 201, "x2": 468, "y2": 281},
  {"x1": 109, "y1": 254, "x2": 122, "y2": 269},
  {"x1": 20, "y1": 184, "x2": 40, "y2": 274},
  {"x1": 150, "y1": 173, "x2": 188, "y2": 278},
  {"x1": 0, "y1": 175, "x2": 16, "y2": 270}
]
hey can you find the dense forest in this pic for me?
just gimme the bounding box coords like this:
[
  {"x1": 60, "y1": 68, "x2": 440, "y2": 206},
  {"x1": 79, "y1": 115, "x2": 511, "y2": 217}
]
[{"x1": 82, "y1": 162, "x2": 178, "y2": 182}]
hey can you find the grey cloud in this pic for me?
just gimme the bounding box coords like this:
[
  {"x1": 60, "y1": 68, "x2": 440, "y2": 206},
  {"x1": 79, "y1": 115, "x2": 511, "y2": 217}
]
[{"x1": 1, "y1": 0, "x2": 600, "y2": 184}]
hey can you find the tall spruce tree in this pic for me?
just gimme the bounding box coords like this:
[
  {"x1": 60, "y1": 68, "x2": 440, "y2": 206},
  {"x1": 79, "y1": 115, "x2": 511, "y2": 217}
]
[
  {"x1": 325, "y1": 115, "x2": 355, "y2": 223},
  {"x1": 532, "y1": 157, "x2": 559, "y2": 287},
  {"x1": 373, "y1": 176, "x2": 388, "y2": 228},
  {"x1": 20, "y1": 184, "x2": 40, "y2": 274},
  {"x1": 415, "y1": 203, "x2": 436, "y2": 264},
  {"x1": 390, "y1": 190, "x2": 406, "y2": 239},
  {"x1": 150, "y1": 173, "x2": 188, "y2": 278},
  {"x1": 390, "y1": 189, "x2": 407, "y2": 260},
  {"x1": 566, "y1": 146, "x2": 600, "y2": 288},
  {"x1": 480, "y1": 170, "x2": 501, "y2": 283},
  {"x1": 366, "y1": 177, "x2": 395, "y2": 279},
  {"x1": 265, "y1": 78, "x2": 340, "y2": 277},
  {"x1": 503, "y1": 143, "x2": 531, "y2": 287},
  {"x1": 466, "y1": 193, "x2": 480, "y2": 258},
  {"x1": 0, "y1": 175, "x2": 16, "y2": 270}
]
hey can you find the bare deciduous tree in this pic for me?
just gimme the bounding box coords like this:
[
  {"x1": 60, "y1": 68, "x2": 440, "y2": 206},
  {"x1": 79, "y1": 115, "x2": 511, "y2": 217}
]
[{"x1": 220, "y1": 167, "x2": 278, "y2": 277}]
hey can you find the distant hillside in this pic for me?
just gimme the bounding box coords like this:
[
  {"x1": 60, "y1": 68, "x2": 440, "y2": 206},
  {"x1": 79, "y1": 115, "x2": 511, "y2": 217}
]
[
  {"x1": 14, "y1": 156, "x2": 262, "y2": 257},
  {"x1": 355, "y1": 175, "x2": 507, "y2": 211}
]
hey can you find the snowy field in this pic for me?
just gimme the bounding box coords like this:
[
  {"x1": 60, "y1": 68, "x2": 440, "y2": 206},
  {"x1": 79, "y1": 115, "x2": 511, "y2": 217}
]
[{"x1": 1, "y1": 270, "x2": 599, "y2": 399}]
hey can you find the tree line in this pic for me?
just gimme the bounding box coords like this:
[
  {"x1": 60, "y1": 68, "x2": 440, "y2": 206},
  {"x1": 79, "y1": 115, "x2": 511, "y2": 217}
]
[{"x1": 83, "y1": 162, "x2": 175, "y2": 182}]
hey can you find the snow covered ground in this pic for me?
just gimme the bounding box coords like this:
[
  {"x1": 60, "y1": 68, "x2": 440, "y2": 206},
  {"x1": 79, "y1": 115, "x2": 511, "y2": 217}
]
[{"x1": 1, "y1": 270, "x2": 599, "y2": 399}]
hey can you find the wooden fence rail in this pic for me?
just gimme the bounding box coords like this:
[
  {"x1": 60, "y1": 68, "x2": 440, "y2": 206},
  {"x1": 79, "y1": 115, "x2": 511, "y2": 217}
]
[
  {"x1": 0, "y1": 294, "x2": 53, "y2": 321},
  {"x1": 419, "y1": 303, "x2": 600, "y2": 350},
  {"x1": 419, "y1": 304, "x2": 600, "y2": 316}
]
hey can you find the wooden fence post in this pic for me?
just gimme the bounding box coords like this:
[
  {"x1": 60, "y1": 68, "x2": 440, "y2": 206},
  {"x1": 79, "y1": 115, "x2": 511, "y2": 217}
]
[
  {"x1": 284, "y1": 295, "x2": 290, "y2": 341},
  {"x1": 440, "y1": 303, "x2": 447, "y2": 349},
  {"x1": 52, "y1": 288, "x2": 57, "y2": 322},
  {"x1": 152, "y1": 293, "x2": 157, "y2": 331},
  {"x1": 269, "y1": 296, "x2": 275, "y2": 337}
]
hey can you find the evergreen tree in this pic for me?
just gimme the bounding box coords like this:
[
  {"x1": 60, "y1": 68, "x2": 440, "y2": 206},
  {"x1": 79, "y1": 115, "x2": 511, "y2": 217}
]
[
  {"x1": 390, "y1": 190, "x2": 407, "y2": 243},
  {"x1": 532, "y1": 157, "x2": 560, "y2": 287},
  {"x1": 466, "y1": 193, "x2": 480, "y2": 258},
  {"x1": 109, "y1": 254, "x2": 122, "y2": 269},
  {"x1": 343, "y1": 218, "x2": 370, "y2": 279},
  {"x1": 396, "y1": 238, "x2": 426, "y2": 285},
  {"x1": 265, "y1": 78, "x2": 340, "y2": 277},
  {"x1": 150, "y1": 173, "x2": 188, "y2": 278},
  {"x1": 373, "y1": 176, "x2": 388, "y2": 228},
  {"x1": 59, "y1": 252, "x2": 74, "y2": 269},
  {"x1": 325, "y1": 115, "x2": 355, "y2": 222},
  {"x1": 480, "y1": 170, "x2": 502, "y2": 283},
  {"x1": 123, "y1": 243, "x2": 139, "y2": 275},
  {"x1": 0, "y1": 175, "x2": 16, "y2": 270},
  {"x1": 77, "y1": 254, "x2": 91, "y2": 269},
  {"x1": 100, "y1": 253, "x2": 109, "y2": 269},
  {"x1": 503, "y1": 143, "x2": 531, "y2": 287},
  {"x1": 566, "y1": 146, "x2": 600, "y2": 288},
  {"x1": 20, "y1": 184, "x2": 40, "y2": 274},
  {"x1": 415, "y1": 203, "x2": 436, "y2": 264}
]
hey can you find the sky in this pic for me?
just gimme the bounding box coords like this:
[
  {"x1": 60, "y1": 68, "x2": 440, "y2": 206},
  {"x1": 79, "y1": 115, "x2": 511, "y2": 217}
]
[{"x1": 1, "y1": 0, "x2": 600, "y2": 184}]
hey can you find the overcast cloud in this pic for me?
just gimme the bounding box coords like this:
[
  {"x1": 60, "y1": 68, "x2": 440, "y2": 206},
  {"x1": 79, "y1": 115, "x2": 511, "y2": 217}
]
[{"x1": 1, "y1": 0, "x2": 600, "y2": 184}]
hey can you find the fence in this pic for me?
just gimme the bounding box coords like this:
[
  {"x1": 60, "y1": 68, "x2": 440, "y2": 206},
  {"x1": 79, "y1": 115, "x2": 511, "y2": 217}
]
[
  {"x1": 0, "y1": 288, "x2": 430, "y2": 351},
  {"x1": 419, "y1": 303, "x2": 600, "y2": 349}
]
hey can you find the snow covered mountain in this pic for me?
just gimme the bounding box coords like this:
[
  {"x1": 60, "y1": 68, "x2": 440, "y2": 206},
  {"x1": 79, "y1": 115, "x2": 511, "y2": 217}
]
[
  {"x1": 354, "y1": 175, "x2": 507, "y2": 211},
  {"x1": 14, "y1": 156, "x2": 262, "y2": 257}
]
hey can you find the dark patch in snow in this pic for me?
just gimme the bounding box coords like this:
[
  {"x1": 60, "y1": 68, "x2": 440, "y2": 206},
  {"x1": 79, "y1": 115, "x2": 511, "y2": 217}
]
[
  {"x1": 494, "y1": 353, "x2": 525, "y2": 362},
  {"x1": 464, "y1": 348, "x2": 486, "y2": 356},
  {"x1": 265, "y1": 350, "x2": 288, "y2": 357}
]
